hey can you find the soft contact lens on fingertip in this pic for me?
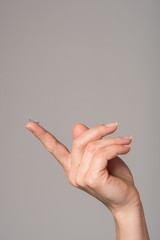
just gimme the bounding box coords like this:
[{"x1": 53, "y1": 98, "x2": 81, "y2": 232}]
[{"x1": 28, "y1": 118, "x2": 40, "y2": 124}]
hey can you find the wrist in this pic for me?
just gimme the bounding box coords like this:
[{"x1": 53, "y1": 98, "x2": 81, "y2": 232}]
[
  {"x1": 111, "y1": 200, "x2": 150, "y2": 240},
  {"x1": 112, "y1": 198, "x2": 142, "y2": 221}
]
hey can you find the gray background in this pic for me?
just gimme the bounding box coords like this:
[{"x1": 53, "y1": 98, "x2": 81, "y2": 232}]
[{"x1": 0, "y1": 0, "x2": 160, "y2": 239}]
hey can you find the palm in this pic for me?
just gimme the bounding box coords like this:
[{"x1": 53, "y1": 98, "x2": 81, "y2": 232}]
[
  {"x1": 107, "y1": 156, "x2": 134, "y2": 183},
  {"x1": 90, "y1": 156, "x2": 139, "y2": 211}
]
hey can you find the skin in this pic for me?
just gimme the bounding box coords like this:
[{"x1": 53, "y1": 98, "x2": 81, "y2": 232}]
[{"x1": 25, "y1": 121, "x2": 150, "y2": 239}]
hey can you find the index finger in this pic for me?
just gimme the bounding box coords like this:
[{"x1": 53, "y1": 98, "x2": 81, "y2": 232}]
[{"x1": 25, "y1": 122, "x2": 71, "y2": 174}]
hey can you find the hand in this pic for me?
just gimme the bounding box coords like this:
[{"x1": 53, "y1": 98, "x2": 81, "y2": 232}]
[{"x1": 25, "y1": 121, "x2": 140, "y2": 215}]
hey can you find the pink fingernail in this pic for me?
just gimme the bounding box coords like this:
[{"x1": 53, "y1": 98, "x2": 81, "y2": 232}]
[
  {"x1": 123, "y1": 136, "x2": 133, "y2": 139},
  {"x1": 124, "y1": 144, "x2": 131, "y2": 148},
  {"x1": 105, "y1": 122, "x2": 118, "y2": 128}
]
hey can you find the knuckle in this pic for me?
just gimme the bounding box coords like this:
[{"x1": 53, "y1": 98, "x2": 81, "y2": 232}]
[
  {"x1": 84, "y1": 172, "x2": 99, "y2": 189},
  {"x1": 94, "y1": 146, "x2": 118, "y2": 160},
  {"x1": 94, "y1": 125, "x2": 104, "y2": 130},
  {"x1": 68, "y1": 174, "x2": 77, "y2": 187},
  {"x1": 92, "y1": 125, "x2": 104, "y2": 135},
  {"x1": 86, "y1": 141, "x2": 97, "y2": 152},
  {"x1": 94, "y1": 148, "x2": 105, "y2": 158},
  {"x1": 46, "y1": 145, "x2": 53, "y2": 154},
  {"x1": 114, "y1": 137, "x2": 121, "y2": 143},
  {"x1": 75, "y1": 174, "x2": 85, "y2": 187},
  {"x1": 106, "y1": 145, "x2": 118, "y2": 158}
]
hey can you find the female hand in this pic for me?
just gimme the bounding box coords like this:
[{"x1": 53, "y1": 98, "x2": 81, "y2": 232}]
[{"x1": 25, "y1": 121, "x2": 140, "y2": 215}]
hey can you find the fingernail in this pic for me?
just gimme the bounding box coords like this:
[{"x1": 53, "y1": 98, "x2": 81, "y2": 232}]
[
  {"x1": 124, "y1": 144, "x2": 131, "y2": 148},
  {"x1": 28, "y1": 118, "x2": 40, "y2": 124},
  {"x1": 105, "y1": 122, "x2": 118, "y2": 128},
  {"x1": 123, "y1": 136, "x2": 133, "y2": 139}
]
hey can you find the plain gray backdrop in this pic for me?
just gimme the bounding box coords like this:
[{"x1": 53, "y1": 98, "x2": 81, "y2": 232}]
[{"x1": 0, "y1": 0, "x2": 160, "y2": 239}]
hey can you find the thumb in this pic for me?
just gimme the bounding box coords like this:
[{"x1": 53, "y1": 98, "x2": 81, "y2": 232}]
[{"x1": 72, "y1": 123, "x2": 89, "y2": 139}]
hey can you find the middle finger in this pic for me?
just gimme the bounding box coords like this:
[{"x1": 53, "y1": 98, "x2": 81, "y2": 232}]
[{"x1": 77, "y1": 136, "x2": 132, "y2": 176}]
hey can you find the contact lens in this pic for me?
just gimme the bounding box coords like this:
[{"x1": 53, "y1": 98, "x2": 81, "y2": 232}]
[{"x1": 28, "y1": 118, "x2": 40, "y2": 124}]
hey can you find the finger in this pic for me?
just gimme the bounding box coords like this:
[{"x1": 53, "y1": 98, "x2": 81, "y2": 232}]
[
  {"x1": 89, "y1": 144, "x2": 131, "y2": 174},
  {"x1": 106, "y1": 156, "x2": 134, "y2": 183},
  {"x1": 78, "y1": 136, "x2": 132, "y2": 175},
  {"x1": 72, "y1": 123, "x2": 89, "y2": 139},
  {"x1": 85, "y1": 136, "x2": 132, "y2": 153},
  {"x1": 69, "y1": 122, "x2": 118, "y2": 186},
  {"x1": 71, "y1": 122, "x2": 118, "y2": 167},
  {"x1": 73, "y1": 122, "x2": 118, "y2": 149},
  {"x1": 25, "y1": 121, "x2": 71, "y2": 174}
]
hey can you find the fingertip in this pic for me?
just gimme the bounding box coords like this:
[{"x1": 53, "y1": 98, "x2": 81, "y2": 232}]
[
  {"x1": 72, "y1": 122, "x2": 83, "y2": 130},
  {"x1": 72, "y1": 122, "x2": 89, "y2": 138},
  {"x1": 25, "y1": 122, "x2": 33, "y2": 131},
  {"x1": 25, "y1": 121, "x2": 40, "y2": 132}
]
